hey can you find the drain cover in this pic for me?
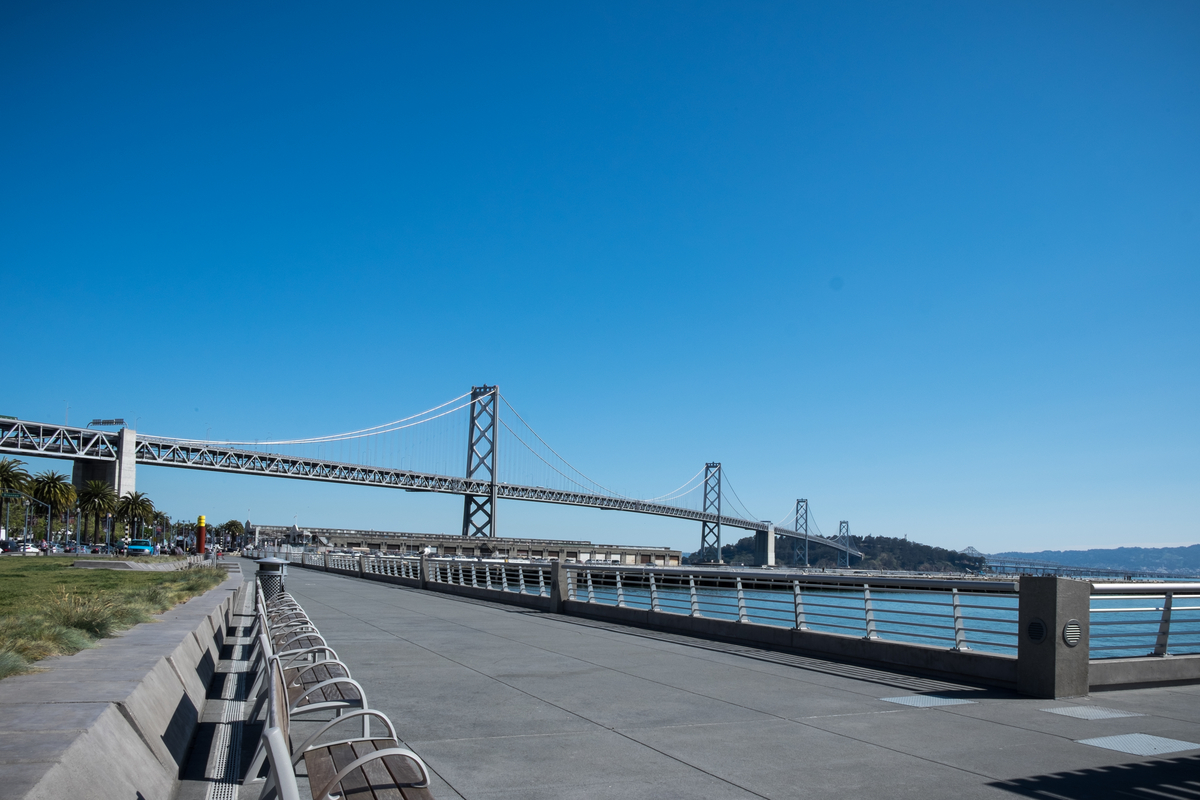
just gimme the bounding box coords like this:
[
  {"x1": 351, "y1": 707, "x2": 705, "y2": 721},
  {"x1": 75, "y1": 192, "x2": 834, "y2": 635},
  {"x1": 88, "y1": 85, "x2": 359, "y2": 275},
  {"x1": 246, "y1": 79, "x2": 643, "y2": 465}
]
[
  {"x1": 1041, "y1": 706, "x2": 1144, "y2": 720},
  {"x1": 881, "y1": 695, "x2": 977, "y2": 708},
  {"x1": 1077, "y1": 733, "x2": 1200, "y2": 756}
]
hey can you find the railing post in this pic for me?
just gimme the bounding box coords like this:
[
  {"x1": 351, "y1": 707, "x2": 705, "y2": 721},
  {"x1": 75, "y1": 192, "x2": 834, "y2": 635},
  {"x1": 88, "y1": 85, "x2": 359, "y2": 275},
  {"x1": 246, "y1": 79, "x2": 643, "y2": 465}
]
[
  {"x1": 736, "y1": 577, "x2": 748, "y2": 623},
  {"x1": 418, "y1": 554, "x2": 428, "y2": 591},
  {"x1": 1017, "y1": 577, "x2": 1090, "y2": 698},
  {"x1": 689, "y1": 575, "x2": 700, "y2": 617},
  {"x1": 616, "y1": 571, "x2": 626, "y2": 607},
  {"x1": 549, "y1": 561, "x2": 566, "y2": 613},
  {"x1": 952, "y1": 588, "x2": 969, "y2": 650},
  {"x1": 486, "y1": 565, "x2": 493, "y2": 591},
  {"x1": 567, "y1": 567, "x2": 577, "y2": 602},
  {"x1": 793, "y1": 580, "x2": 807, "y2": 630},
  {"x1": 519, "y1": 566, "x2": 528, "y2": 595},
  {"x1": 586, "y1": 570, "x2": 596, "y2": 603},
  {"x1": 538, "y1": 567, "x2": 547, "y2": 597},
  {"x1": 649, "y1": 572, "x2": 660, "y2": 613},
  {"x1": 471, "y1": 564, "x2": 478, "y2": 588},
  {"x1": 863, "y1": 584, "x2": 878, "y2": 639},
  {"x1": 1153, "y1": 592, "x2": 1174, "y2": 656},
  {"x1": 501, "y1": 565, "x2": 509, "y2": 592}
]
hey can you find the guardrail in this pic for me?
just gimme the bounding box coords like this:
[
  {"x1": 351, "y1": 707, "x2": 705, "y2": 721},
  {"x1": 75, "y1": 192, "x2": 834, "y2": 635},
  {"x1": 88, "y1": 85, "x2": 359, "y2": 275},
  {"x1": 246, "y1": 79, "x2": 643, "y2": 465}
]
[
  {"x1": 1090, "y1": 582, "x2": 1200, "y2": 657},
  {"x1": 561, "y1": 566, "x2": 1020, "y2": 655},
  {"x1": 241, "y1": 547, "x2": 1200, "y2": 695}
]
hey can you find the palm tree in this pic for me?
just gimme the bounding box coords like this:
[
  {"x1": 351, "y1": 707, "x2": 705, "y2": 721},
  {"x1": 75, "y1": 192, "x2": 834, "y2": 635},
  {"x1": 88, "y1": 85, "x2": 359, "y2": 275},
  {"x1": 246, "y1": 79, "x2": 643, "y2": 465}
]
[
  {"x1": 78, "y1": 480, "x2": 118, "y2": 546},
  {"x1": 116, "y1": 491, "x2": 155, "y2": 540},
  {"x1": 30, "y1": 471, "x2": 76, "y2": 544},
  {"x1": 0, "y1": 458, "x2": 30, "y2": 538}
]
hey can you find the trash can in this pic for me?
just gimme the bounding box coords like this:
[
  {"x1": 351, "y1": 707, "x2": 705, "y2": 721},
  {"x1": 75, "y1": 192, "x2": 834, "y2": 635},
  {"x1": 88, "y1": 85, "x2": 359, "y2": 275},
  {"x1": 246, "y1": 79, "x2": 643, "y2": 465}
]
[{"x1": 256, "y1": 557, "x2": 289, "y2": 602}]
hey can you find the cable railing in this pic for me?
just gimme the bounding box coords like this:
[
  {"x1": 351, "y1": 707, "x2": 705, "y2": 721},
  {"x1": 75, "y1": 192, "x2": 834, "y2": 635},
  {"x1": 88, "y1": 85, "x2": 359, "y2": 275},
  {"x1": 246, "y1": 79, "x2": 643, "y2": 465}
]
[
  {"x1": 563, "y1": 566, "x2": 1020, "y2": 655},
  {"x1": 1090, "y1": 583, "x2": 1200, "y2": 658}
]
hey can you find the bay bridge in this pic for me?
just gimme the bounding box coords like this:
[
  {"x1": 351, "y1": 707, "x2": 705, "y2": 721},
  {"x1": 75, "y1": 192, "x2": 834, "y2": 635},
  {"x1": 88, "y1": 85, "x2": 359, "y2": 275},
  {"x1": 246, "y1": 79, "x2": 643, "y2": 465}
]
[{"x1": 0, "y1": 385, "x2": 861, "y2": 564}]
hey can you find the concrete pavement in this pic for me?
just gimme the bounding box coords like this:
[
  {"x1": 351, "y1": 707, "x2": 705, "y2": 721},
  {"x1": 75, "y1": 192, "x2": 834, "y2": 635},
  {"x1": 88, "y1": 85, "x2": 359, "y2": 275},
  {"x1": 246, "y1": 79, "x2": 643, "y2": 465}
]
[{"x1": 257, "y1": 559, "x2": 1200, "y2": 799}]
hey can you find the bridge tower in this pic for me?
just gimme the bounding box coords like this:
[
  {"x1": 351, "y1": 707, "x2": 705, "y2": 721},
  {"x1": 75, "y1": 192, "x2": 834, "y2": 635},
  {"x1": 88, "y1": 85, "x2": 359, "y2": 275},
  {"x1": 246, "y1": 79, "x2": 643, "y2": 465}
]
[
  {"x1": 794, "y1": 499, "x2": 808, "y2": 567},
  {"x1": 838, "y1": 520, "x2": 851, "y2": 568},
  {"x1": 699, "y1": 462, "x2": 722, "y2": 562},
  {"x1": 461, "y1": 385, "x2": 499, "y2": 538}
]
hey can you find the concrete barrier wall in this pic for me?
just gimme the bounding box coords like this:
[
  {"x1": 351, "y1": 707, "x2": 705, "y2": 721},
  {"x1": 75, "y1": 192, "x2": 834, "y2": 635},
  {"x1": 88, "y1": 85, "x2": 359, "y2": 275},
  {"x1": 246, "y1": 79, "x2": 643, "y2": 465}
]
[
  {"x1": 0, "y1": 570, "x2": 243, "y2": 800},
  {"x1": 1090, "y1": 654, "x2": 1200, "y2": 691},
  {"x1": 562, "y1": 599, "x2": 1019, "y2": 689}
]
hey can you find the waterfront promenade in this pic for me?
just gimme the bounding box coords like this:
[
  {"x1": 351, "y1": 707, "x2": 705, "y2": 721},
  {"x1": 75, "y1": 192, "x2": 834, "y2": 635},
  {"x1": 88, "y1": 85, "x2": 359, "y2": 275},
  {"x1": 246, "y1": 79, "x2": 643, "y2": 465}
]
[{"x1": 239, "y1": 558, "x2": 1200, "y2": 799}]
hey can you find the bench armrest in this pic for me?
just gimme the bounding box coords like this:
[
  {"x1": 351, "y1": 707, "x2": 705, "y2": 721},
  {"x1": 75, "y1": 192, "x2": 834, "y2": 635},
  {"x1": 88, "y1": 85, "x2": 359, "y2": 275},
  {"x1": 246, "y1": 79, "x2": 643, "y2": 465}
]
[
  {"x1": 292, "y1": 709, "x2": 399, "y2": 764},
  {"x1": 290, "y1": 677, "x2": 367, "y2": 713},
  {"x1": 277, "y1": 646, "x2": 340, "y2": 671},
  {"x1": 313, "y1": 747, "x2": 431, "y2": 800}
]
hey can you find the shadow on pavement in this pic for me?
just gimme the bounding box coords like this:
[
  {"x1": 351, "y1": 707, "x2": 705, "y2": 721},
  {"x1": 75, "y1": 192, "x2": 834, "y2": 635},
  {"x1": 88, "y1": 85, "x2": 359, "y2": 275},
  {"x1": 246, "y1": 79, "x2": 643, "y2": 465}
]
[{"x1": 988, "y1": 755, "x2": 1200, "y2": 798}]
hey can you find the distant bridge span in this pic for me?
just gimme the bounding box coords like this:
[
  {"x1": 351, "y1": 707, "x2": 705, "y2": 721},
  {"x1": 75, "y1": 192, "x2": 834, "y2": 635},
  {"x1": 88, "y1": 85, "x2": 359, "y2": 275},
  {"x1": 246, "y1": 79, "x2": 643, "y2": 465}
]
[{"x1": 0, "y1": 415, "x2": 862, "y2": 559}]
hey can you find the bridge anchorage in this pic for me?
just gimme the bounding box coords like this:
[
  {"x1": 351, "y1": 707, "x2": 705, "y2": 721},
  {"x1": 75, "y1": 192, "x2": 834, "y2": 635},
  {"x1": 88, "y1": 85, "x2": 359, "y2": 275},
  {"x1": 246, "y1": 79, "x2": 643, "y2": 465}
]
[{"x1": 0, "y1": 384, "x2": 862, "y2": 563}]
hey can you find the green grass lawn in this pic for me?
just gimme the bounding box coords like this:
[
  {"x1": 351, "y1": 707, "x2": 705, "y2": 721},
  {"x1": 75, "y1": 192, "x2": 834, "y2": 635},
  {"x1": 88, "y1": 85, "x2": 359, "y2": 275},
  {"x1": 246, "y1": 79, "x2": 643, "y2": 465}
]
[{"x1": 0, "y1": 557, "x2": 227, "y2": 679}]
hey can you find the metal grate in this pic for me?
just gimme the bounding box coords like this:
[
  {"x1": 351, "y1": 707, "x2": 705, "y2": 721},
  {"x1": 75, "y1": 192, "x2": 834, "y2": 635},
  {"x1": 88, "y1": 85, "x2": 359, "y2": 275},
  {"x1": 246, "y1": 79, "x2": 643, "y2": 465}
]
[
  {"x1": 1062, "y1": 619, "x2": 1082, "y2": 647},
  {"x1": 1041, "y1": 706, "x2": 1143, "y2": 720},
  {"x1": 881, "y1": 695, "x2": 977, "y2": 708},
  {"x1": 1076, "y1": 733, "x2": 1200, "y2": 757}
]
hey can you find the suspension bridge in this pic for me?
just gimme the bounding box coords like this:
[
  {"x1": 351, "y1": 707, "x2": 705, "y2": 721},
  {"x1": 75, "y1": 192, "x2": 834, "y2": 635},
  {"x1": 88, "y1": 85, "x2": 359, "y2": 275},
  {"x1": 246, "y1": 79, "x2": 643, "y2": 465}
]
[{"x1": 0, "y1": 385, "x2": 861, "y2": 563}]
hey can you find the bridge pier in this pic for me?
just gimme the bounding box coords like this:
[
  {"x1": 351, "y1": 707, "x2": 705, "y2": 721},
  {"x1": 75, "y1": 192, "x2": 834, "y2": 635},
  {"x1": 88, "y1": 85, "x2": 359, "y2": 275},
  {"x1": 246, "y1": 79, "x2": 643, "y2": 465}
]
[
  {"x1": 753, "y1": 524, "x2": 775, "y2": 567},
  {"x1": 70, "y1": 428, "x2": 136, "y2": 498}
]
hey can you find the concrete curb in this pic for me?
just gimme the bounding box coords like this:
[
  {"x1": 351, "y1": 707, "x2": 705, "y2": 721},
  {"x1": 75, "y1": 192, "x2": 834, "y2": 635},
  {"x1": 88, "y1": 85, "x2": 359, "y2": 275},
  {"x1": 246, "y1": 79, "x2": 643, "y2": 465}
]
[{"x1": 0, "y1": 569, "x2": 244, "y2": 800}]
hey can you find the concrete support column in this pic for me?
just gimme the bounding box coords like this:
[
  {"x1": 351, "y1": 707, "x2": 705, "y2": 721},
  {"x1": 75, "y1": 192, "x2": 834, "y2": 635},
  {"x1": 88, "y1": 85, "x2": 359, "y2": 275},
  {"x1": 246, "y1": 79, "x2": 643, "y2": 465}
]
[
  {"x1": 753, "y1": 525, "x2": 775, "y2": 567},
  {"x1": 1017, "y1": 576, "x2": 1091, "y2": 698},
  {"x1": 419, "y1": 554, "x2": 429, "y2": 591},
  {"x1": 115, "y1": 428, "x2": 137, "y2": 497}
]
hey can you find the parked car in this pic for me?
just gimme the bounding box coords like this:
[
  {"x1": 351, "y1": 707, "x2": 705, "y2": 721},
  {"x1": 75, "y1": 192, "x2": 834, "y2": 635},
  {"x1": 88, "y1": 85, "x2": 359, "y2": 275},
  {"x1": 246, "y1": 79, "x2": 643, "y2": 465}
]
[{"x1": 126, "y1": 539, "x2": 154, "y2": 556}]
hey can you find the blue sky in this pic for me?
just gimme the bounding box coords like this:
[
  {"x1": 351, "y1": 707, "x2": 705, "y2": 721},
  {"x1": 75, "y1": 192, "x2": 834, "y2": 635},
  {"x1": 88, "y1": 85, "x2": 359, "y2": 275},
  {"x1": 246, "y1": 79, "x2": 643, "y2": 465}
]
[{"x1": 2, "y1": 1, "x2": 1197, "y2": 554}]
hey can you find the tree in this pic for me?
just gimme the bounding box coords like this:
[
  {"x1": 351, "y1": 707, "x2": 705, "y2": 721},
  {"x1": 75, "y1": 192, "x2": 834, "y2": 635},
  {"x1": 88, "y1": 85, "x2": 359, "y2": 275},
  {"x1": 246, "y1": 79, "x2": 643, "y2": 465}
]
[
  {"x1": 116, "y1": 491, "x2": 156, "y2": 539},
  {"x1": 0, "y1": 458, "x2": 30, "y2": 537},
  {"x1": 30, "y1": 471, "x2": 76, "y2": 543},
  {"x1": 78, "y1": 480, "x2": 118, "y2": 545}
]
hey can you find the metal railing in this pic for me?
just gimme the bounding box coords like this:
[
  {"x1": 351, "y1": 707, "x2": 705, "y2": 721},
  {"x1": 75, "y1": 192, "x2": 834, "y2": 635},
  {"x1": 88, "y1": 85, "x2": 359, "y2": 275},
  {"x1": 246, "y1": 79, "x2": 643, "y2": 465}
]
[
  {"x1": 416, "y1": 557, "x2": 551, "y2": 597},
  {"x1": 361, "y1": 554, "x2": 421, "y2": 581},
  {"x1": 1090, "y1": 583, "x2": 1200, "y2": 658},
  {"x1": 563, "y1": 566, "x2": 1020, "y2": 655}
]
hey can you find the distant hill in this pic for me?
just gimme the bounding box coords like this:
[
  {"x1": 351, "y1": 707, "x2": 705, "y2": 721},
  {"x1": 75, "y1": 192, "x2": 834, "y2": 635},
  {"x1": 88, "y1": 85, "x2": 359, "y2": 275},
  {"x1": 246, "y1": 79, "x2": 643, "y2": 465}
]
[
  {"x1": 990, "y1": 544, "x2": 1200, "y2": 575},
  {"x1": 686, "y1": 534, "x2": 984, "y2": 573}
]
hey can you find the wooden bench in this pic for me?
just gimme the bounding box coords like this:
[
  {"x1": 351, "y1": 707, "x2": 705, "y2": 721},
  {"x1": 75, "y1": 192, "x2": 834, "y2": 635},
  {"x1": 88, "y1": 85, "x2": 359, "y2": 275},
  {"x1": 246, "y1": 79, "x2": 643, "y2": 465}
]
[{"x1": 257, "y1": 657, "x2": 434, "y2": 800}]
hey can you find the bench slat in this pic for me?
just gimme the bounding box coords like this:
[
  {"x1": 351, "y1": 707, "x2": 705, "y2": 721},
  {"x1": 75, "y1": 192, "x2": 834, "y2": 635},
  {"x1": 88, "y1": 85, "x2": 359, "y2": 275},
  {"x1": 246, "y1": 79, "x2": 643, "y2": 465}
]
[{"x1": 304, "y1": 739, "x2": 433, "y2": 800}]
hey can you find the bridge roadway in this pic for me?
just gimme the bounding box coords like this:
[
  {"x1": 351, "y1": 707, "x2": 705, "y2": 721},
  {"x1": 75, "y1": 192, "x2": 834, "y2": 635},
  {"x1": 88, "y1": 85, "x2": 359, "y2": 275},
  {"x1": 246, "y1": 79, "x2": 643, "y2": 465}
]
[
  {"x1": 0, "y1": 418, "x2": 860, "y2": 555},
  {"x1": 256, "y1": 559, "x2": 1200, "y2": 800}
]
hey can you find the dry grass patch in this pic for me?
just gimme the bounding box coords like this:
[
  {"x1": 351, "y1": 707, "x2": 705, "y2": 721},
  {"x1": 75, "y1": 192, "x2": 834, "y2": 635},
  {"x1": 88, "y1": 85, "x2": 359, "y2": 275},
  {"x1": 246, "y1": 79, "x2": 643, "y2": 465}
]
[{"x1": 0, "y1": 559, "x2": 227, "y2": 679}]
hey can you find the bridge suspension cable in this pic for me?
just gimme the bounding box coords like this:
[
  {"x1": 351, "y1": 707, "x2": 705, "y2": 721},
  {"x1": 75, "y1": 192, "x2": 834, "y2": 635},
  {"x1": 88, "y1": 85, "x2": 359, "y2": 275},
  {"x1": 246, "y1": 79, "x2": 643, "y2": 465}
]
[{"x1": 150, "y1": 392, "x2": 476, "y2": 446}]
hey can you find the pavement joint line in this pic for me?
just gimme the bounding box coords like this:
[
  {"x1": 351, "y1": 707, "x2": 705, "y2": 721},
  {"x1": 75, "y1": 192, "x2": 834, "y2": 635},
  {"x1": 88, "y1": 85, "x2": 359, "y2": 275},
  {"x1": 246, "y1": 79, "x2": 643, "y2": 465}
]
[
  {"x1": 289, "y1": 582, "x2": 782, "y2": 799},
  {"x1": 286, "y1": 568, "x2": 1022, "y2": 792}
]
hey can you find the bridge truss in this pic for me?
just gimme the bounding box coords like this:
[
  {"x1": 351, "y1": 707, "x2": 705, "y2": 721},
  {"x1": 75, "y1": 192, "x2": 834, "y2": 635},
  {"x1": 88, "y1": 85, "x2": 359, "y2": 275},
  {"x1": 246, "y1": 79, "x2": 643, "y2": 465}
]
[{"x1": 0, "y1": 413, "x2": 861, "y2": 558}]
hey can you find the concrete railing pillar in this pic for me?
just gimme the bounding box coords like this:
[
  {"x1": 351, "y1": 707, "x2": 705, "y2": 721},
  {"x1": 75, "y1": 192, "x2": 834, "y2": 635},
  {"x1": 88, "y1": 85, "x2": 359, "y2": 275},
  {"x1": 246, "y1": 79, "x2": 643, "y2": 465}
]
[
  {"x1": 419, "y1": 554, "x2": 429, "y2": 590},
  {"x1": 1017, "y1": 577, "x2": 1091, "y2": 698},
  {"x1": 549, "y1": 561, "x2": 566, "y2": 613}
]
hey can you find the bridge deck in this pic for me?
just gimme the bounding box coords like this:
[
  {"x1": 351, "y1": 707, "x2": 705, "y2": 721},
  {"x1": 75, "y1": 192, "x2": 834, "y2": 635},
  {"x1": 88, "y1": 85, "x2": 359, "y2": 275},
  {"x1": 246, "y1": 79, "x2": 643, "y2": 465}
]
[{"x1": 250, "y1": 559, "x2": 1200, "y2": 799}]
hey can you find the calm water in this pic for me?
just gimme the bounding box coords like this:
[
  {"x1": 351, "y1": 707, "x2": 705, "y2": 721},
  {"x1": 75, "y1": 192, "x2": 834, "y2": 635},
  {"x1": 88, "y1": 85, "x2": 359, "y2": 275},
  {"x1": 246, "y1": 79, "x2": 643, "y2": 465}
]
[{"x1": 576, "y1": 580, "x2": 1200, "y2": 659}]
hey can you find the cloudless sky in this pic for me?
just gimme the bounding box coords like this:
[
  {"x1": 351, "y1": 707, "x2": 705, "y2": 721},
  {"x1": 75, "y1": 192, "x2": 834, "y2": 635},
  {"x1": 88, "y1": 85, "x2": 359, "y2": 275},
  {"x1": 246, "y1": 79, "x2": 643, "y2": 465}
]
[{"x1": 2, "y1": 1, "x2": 1197, "y2": 554}]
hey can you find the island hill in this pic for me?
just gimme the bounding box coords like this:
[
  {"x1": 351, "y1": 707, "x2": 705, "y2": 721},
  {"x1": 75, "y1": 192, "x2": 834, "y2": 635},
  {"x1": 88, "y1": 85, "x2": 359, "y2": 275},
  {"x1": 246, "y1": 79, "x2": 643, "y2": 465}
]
[{"x1": 687, "y1": 534, "x2": 985, "y2": 572}]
